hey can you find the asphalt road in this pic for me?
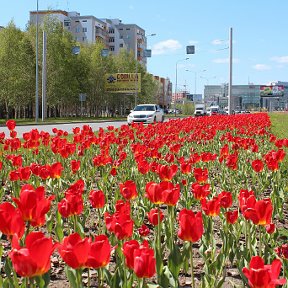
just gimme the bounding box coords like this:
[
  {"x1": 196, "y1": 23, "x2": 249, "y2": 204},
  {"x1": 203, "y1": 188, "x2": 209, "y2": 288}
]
[{"x1": 0, "y1": 120, "x2": 128, "y2": 136}]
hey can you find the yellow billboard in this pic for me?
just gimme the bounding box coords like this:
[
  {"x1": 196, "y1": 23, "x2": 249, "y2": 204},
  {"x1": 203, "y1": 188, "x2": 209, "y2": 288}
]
[{"x1": 105, "y1": 73, "x2": 141, "y2": 93}]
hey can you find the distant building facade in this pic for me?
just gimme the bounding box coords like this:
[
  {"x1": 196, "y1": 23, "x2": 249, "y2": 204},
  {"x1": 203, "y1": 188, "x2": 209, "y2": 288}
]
[
  {"x1": 204, "y1": 82, "x2": 288, "y2": 111},
  {"x1": 154, "y1": 76, "x2": 172, "y2": 108}
]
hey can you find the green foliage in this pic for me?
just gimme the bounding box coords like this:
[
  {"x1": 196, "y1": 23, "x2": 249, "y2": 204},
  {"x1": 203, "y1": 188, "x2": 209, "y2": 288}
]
[{"x1": 0, "y1": 19, "x2": 161, "y2": 119}]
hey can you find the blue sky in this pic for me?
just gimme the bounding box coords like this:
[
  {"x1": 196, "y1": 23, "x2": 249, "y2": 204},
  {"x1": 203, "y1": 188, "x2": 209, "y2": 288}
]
[{"x1": 1, "y1": 0, "x2": 288, "y2": 94}]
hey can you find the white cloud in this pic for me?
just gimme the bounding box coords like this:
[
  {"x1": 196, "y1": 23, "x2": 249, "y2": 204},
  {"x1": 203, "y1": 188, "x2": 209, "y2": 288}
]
[
  {"x1": 271, "y1": 56, "x2": 288, "y2": 64},
  {"x1": 213, "y1": 58, "x2": 239, "y2": 64},
  {"x1": 252, "y1": 64, "x2": 271, "y2": 71},
  {"x1": 212, "y1": 39, "x2": 225, "y2": 45},
  {"x1": 152, "y1": 39, "x2": 182, "y2": 55}
]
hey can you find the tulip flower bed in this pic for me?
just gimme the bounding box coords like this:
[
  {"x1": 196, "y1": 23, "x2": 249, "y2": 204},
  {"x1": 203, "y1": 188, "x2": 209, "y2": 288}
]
[{"x1": 0, "y1": 113, "x2": 287, "y2": 288}]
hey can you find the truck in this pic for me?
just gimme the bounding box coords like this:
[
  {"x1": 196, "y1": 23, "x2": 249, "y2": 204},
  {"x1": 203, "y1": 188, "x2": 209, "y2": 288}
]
[{"x1": 194, "y1": 103, "x2": 206, "y2": 116}]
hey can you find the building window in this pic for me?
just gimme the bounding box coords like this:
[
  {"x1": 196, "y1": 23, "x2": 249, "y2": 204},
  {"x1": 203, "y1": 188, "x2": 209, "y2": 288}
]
[
  {"x1": 64, "y1": 21, "x2": 70, "y2": 27},
  {"x1": 119, "y1": 43, "x2": 123, "y2": 47},
  {"x1": 110, "y1": 46, "x2": 115, "y2": 51},
  {"x1": 83, "y1": 27, "x2": 87, "y2": 32},
  {"x1": 75, "y1": 27, "x2": 81, "y2": 33},
  {"x1": 82, "y1": 20, "x2": 87, "y2": 22},
  {"x1": 82, "y1": 37, "x2": 87, "y2": 42},
  {"x1": 108, "y1": 28, "x2": 114, "y2": 34},
  {"x1": 126, "y1": 28, "x2": 130, "y2": 30},
  {"x1": 109, "y1": 37, "x2": 115, "y2": 43}
]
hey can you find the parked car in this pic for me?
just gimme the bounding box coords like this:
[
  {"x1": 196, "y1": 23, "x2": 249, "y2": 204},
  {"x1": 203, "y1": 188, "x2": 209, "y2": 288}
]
[
  {"x1": 127, "y1": 104, "x2": 164, "y2": 125},
  {"x1": 208, "y1": 105, "x2": 220, "y2": 116}
]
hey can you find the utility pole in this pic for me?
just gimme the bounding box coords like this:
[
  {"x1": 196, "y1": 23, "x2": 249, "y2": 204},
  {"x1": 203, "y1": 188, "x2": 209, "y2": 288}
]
[
  {"x1": 42, "y1": 31, "x2": 47, "y2": 121},
  {"x1": 228, "y1": 27, "x2": 233, "y2": 115}
]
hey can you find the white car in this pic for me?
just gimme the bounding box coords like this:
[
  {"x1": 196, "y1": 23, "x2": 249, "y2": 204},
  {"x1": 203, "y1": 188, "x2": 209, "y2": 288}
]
[{"x1": 127, "y1": 104, "x2": 164, "y2": 125}]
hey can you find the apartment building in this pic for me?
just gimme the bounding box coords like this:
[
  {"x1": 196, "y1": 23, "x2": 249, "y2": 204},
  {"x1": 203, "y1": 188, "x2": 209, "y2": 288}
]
[{"x1": 29, "y1": 10, "x2": 148, "y2": 65}]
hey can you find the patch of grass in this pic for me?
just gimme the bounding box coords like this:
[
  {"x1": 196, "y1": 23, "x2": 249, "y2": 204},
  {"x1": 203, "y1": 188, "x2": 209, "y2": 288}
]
[
  {"x1": 0, "y1": 116, "x2": 126, "y2": 126},
  {"x1": 269, "y1": 112, "x2": 288, "y2": 138}
]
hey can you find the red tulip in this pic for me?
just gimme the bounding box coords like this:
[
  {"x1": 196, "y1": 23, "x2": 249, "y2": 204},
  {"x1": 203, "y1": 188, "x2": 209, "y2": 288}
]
[
  {"x1": 58, "y1": 194, "x2": 83, "y2": 218},
  {"x1": 251, "y1": 159, "x2": 264, "y2": 173},
  {"x1": 0, "y1": 202, "x2": 25, "y2": 238},
  {"x1": 145, "y1": 182, "x2": 165, "y2": 205},
  {"x1": 275, "y1": 244, "x2": 288, "y2": 260},
  {"x1": 105, "y1": 202, "x2": 134, "y2": 240},
  {"x1": 147, "y1": 208, "x2": 164, "y2": 226},
  {"x1": 191, "y1": 182, "x2": 210, "y2": 200},
  {"x1": 138, "y1": 224, "x2": 150, "y2": 237},
  {"x1": 58, "y1": 233, "x2": 90, "y2": 269},
  {"x1": 133, "y1": 241, "x2": 156, "y2": 278},
  {"x1": 89, "y1": 190, "x2": 105, "y2": 209},
  {"x1": 6, "y1": 119, "x2": 16, "y2": 130},
  {"x1": 9, "y1": 232, "x2": 57, "y2": 277},
  {"x1": 122, "y1": 239, "x2": 140, "y2": 269},
  {"x1": 50, "y1": 162, "x2": 63, "y2": 179},
  {"x1": 123, "y1": 240, "x2": 156, "y2": 278},
  {"x1": 86, "y1": 235, "x2": 111, "y2": 269},
  {"x1": 218, "y1": 191, "x2": 233, "y2": 208},
  {"x1": 265, "y1": 223, "x2": 276, "y2": 234},
  {"x1": 226, "y1": 210, "x2": 238, "y2": 224},
  {"x1": 244, "y1": 198, "x2": 273, "y2": 226},
  {"x1": 13, "y1": 184, "x2": 54, "y2": 227},
  {"x1": 71, "y1": 160, "x2": 81, "y2": 173},
  {"x1": 193, "y1": 167, "x2": 208, "y2": 184},
  {"x1": 119, "y1": 180, "x2": 138, "y2": 201},
  {"x1": 242, "y1": 256, "x2": 286, "y2": 287},
  {"x1": 157, "y1": 164, "x2": 178, "y2": 181},
  {"x1": 178, "y1": 209, "x2": 204, "y2": 242},
  {"x1": 201, "y1": 197, "x2": 221, "y2": 217}
]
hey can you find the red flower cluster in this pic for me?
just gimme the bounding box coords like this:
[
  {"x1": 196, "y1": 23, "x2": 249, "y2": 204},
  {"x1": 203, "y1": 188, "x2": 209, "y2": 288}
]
[
  {"x1": 123, "y1": 240, "x2": 156, "y2": 278},
  {"x1": 242, "y1": 256, "x2": 286, "y2": 287},
  {"x1": 13, "y1": 184, "x2": 54, "y2": 227},
  {"x1": 145, "y1": 181, "x2": 180, "y2": 206},
  {"x1": 58, "y1": 233, "x2": 111, "y2": 269},
  {"x1": 105, "y1": 200, "x2": 134, "y2": 240}
]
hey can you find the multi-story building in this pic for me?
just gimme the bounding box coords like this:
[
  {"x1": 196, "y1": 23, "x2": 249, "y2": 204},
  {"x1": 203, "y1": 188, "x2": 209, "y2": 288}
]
[
  {"x1": 204, "y1": 82, "x2": 288, "y2": 111},
  {"x1": 30, "y1": 10, "x2": 108, "y2": 44},
  {"x1": 154, "y1": 76, "x2": 172, "y2": 108},
  {"x1": 29, "y1": 10, "x2": 148, "y2": 66}
]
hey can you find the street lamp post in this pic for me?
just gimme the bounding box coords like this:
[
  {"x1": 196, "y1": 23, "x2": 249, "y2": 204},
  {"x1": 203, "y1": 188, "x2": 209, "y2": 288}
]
[
  {"x1": 185, "y1": 69, "x2": 206, "y2": 95},
  {"x1": 200, "y1": 76, "x2": 216, "y2": 103},
  {"x1": 175, "y1": 58, "x2": 189, "y2": 116}
]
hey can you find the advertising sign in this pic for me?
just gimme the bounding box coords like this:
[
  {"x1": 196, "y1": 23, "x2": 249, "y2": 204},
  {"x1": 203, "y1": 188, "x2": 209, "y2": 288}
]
[
  {"x1": 260, "y1": 85, "x2": 284, "y2": 97},
  {"x1": 105, "y1": 73, "x2": 141, "y2": 93}
]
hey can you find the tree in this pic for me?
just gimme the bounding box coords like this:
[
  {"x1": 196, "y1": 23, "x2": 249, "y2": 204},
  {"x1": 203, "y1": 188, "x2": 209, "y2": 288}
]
[{"x1": 0, "y1": 21, "x2": 35, "y2": 118}]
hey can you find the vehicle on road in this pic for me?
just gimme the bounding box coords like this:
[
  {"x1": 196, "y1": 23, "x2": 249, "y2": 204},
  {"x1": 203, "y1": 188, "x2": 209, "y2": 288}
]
[
  {"x1": 127, "y1": 104, "x2": 164, "y2": 124},
  {"x1": 208, "y1": 105, "x2": 220, "y2": 116},
  {"x1": 194, "y1": 103, "x2": 206, "y2": 116}
]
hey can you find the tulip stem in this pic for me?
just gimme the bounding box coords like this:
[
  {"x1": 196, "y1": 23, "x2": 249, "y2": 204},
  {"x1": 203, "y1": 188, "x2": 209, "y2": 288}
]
[
  {"x1": 157, "y1": 206, "x2": 162, "y2": 283},
  {"x1": 87, "y1": 268, "x2": 90, "y2": 288},
  {"x1": 259, "y1": 226, "x2": 262, "y2": 257},
  {"x1": 190, "y1": 243, "x2": 195, "y2": 288},
  {"x1": 98, "y1": 268, "x2": 103, "y2": 288}
]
